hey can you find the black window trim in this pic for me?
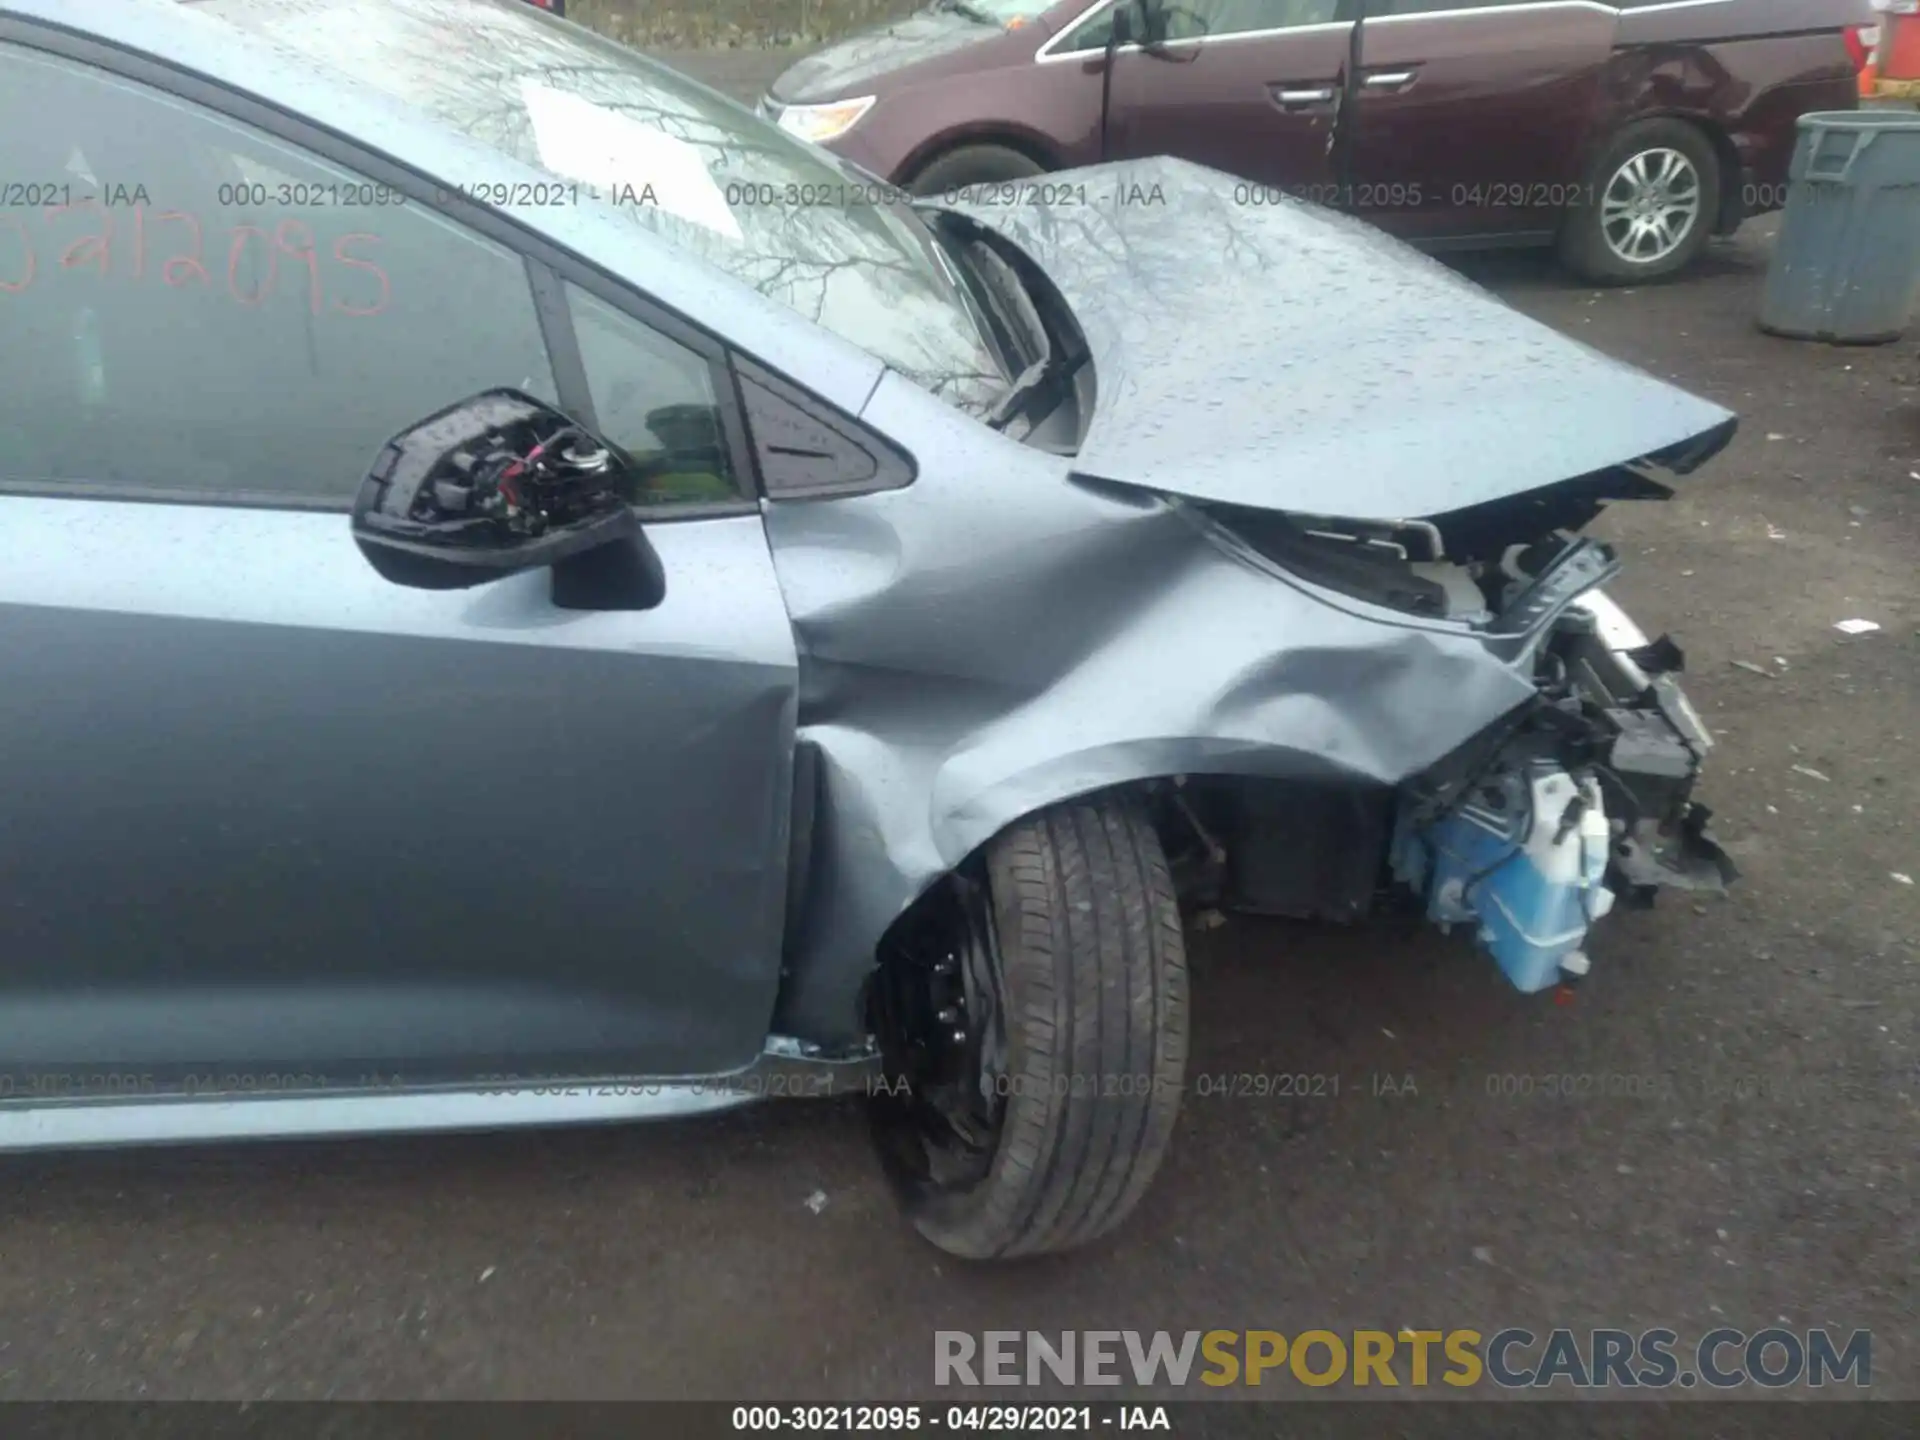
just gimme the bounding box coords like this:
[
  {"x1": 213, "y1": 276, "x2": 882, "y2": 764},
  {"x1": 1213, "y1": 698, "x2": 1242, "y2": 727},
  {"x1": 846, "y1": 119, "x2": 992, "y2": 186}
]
[
  {"x1": 732, "y1": 355, "x2": 917, "y2": 502},
  {"x1": 0, "y1": 17, "x2": 771, "y2": 521},
  {"x1": 1044, "y1": 0, "x2": 1361, "y2": 56},
  {"x1": 1362, "y1": 0, "x2": 1550, "y2": 15},
  {"x1": 523, "y1": 257, "x2": 597, "y2": 431},
  {"x1": 549, "y1": 262, "x2": 763, "y2": 520}
]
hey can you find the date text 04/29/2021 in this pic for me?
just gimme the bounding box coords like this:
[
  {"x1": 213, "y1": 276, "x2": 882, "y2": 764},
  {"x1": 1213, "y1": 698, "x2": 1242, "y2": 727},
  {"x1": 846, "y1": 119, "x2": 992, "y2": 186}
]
[{"x1": 731, "y1": 1406, "x2": 1170, "y2": 1432}]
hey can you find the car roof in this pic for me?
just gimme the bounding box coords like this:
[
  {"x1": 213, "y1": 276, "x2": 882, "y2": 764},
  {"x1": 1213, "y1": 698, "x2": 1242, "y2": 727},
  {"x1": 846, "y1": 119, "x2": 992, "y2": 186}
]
[{"x1": 0, "y1": 0, "x2": 885, "y2": 413}]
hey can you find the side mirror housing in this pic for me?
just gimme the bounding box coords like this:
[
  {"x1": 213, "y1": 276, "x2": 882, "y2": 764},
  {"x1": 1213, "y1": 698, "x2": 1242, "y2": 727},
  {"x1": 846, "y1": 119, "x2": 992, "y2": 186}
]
[
  {"x1": 351, "y1": 389, "x2": 661, "y2": 607},
  {"x1": 1119, "y1": 0, "x2": 1173, "y2": 49}
]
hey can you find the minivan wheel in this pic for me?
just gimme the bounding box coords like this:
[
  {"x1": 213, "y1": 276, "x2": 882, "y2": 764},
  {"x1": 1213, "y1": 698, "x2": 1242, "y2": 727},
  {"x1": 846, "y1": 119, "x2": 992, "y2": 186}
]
[
  {"x1": 868, "y1": 795, "x2": 1189, "y2": 1259},
  {"x1": 1558, "y1": 119, "x2": 1721, "y2": 284},
  {"x1": 906, "y1": 142, "x2": 1047, "y2": 198}
]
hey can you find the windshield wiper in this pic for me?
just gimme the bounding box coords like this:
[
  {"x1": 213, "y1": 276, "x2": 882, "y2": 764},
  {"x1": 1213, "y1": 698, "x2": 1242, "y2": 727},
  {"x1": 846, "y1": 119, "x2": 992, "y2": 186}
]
[
  {"x1": 987, "y1": 351, "x2": 1078, "y2": 433},
  {"x1": 932, "y1": 0, "x2": 1003, "y2": 26},
  {"x1": 925, "y1": 210, "x2": 1084, "y2": 434},
  {"x1": 920, "y1": 206, "x2": 1085, "y2": 433}
]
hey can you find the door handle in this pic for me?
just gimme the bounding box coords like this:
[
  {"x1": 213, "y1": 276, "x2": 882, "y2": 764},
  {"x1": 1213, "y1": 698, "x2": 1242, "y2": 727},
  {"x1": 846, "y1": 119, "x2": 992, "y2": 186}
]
[
  {"x1": 1273, "y1": 85, "x2": 1337, "y2": 108},
  {"x1": 1361, "y1": 69, "x2": 1417, "y2": 92}
]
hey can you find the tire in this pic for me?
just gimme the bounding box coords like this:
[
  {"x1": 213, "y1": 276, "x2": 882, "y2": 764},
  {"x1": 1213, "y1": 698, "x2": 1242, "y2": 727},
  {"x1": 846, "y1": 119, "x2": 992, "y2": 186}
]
[
  {"x1": 1558, "y1": 118, "x2": 1722, "y2": 284},
  {"x1": 869, "y1": 795, "x2": 1190, "y2": 1260},
  {"x1": 906, "y1": 142, "x2": 1047, "y2": 199}
]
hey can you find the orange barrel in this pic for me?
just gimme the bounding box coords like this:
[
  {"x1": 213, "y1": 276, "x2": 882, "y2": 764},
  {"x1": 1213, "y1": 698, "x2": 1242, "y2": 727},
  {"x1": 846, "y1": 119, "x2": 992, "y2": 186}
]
[{"x1": 1884, "y1": 3, "x2": 1920, "y2": 82}]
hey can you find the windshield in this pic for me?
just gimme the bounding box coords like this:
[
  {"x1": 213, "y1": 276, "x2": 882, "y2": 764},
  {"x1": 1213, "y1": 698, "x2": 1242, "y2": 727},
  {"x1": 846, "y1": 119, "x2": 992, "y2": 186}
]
[{"x1": 196, "y1": 0, "x2": 1006, "y2": 413}]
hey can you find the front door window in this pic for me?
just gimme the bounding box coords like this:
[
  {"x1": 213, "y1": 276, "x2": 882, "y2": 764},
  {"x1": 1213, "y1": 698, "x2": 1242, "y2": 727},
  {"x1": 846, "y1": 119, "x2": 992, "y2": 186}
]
[{"x1": 0, "y1": 43, "x2": 556, "y2": 505}]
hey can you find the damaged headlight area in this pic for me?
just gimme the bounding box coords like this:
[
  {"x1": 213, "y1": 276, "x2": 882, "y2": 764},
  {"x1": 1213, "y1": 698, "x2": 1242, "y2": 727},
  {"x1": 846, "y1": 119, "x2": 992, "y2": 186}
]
[
  {"x1": 1184, "y1": 455, "x2": 1737, "y2": 995},
  {"x1": 1390, "y1": 587, "x2": 1738, "y2": 993},
  {"x1": 1195, "y1": 459, "x2": 1682, "y2": 629}
]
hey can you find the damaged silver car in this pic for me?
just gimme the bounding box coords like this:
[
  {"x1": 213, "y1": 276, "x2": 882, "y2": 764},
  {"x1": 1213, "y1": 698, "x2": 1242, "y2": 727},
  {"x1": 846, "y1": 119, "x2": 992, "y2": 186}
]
[{"x1": 0, "y1": 0, "x2": 1734, "y2": 1258}]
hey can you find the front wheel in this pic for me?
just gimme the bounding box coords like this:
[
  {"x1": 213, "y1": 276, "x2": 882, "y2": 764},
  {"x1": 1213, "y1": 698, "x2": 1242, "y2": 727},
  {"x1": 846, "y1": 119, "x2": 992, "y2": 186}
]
[
  {"x1": 869, "y1": 794, "x2": 1189, "y2": 1260},
  {"x1": 1558, "y1": 119, "x2": 1721, "y2": 284}
]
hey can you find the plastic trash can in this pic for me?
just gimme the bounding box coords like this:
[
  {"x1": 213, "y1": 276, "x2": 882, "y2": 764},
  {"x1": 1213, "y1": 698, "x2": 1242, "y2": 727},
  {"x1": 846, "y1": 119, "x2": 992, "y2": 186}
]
[{"x1": 1758, "y1": 110, "x2": 1920, "y2": 344}]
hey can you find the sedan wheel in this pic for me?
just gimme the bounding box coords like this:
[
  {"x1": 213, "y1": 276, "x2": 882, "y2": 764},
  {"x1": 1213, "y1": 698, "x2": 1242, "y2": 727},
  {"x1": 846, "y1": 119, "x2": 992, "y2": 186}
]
[{"x1": 868, "y1": 794, "x2": 1189, "y2": 1260}]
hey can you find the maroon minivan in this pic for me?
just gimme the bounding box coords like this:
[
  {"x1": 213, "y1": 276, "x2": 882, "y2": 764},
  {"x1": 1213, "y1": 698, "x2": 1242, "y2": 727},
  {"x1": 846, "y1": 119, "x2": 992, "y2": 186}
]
[{"x1": 762, "y1": 0, "x2": 1874, "y2": 281}]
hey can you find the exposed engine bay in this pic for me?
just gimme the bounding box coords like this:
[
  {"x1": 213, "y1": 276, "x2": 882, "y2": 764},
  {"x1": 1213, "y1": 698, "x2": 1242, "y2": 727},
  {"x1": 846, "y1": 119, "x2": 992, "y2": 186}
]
[
  {"x1": 1157, "y1": 508, "x2": 1736, "y2": 993},
  {"x1": 1388, "y1": 581, "x2": 1737, "y2": 992}
]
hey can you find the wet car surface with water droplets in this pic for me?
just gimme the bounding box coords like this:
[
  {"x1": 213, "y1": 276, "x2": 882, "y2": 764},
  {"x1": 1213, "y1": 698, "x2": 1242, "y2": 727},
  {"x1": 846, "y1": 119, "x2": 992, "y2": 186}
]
[{"x1": 0, "y1": 0, "x2": 1737, "y2": 1261}]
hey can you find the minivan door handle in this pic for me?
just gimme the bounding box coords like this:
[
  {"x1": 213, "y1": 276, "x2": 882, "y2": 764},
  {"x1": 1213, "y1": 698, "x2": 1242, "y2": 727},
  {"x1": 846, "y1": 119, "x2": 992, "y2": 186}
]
[
  {"x1": 1272, "y1": 85, "x2": 1337, "y2": 109},
  {"x1": 1360, "y1": 69, "x2": 1417, "y2": 92}
]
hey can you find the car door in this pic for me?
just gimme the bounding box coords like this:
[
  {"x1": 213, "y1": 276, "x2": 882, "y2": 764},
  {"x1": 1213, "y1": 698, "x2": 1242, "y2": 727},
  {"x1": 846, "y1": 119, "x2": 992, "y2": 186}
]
[
  {"x1": 1096, "y1": 0, "x2": 1359, "y2": 192},
  {"x1": 1344, "y1": 0, "x2": 1616, "y2": 243},
  {"x1": 0, "y1": 41, "x2": 798, "y2": 1094}
]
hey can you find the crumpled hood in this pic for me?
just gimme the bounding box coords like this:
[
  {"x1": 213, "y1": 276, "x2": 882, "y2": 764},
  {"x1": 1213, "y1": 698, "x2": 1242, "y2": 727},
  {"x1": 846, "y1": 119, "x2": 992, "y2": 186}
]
[
  {"x1": 769, "y1": 9, "x2": 996, "y2": 103},
  {"x1": 950, "y1": 157, "x2": 1737, "y2": 522}
]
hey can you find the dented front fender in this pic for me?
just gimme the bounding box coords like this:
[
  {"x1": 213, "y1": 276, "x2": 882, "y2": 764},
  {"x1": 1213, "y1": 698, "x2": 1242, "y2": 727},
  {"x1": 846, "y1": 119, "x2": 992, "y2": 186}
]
[{"x1": 763, "y1": 373, "x2": 1547, "y2": 1043}]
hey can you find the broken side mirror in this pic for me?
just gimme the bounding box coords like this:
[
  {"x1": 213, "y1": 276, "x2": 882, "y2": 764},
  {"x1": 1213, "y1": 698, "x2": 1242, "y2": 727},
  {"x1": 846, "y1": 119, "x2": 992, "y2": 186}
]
[{"x1": 351, "y1": 389, "x2": 664, "y2": 609}]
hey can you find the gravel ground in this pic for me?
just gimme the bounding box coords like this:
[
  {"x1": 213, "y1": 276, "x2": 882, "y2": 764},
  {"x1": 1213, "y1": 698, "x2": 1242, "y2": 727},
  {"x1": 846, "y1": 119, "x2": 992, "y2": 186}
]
[{"x1": 0, "y1": 50, "x2": 1914, "y2": 1405}]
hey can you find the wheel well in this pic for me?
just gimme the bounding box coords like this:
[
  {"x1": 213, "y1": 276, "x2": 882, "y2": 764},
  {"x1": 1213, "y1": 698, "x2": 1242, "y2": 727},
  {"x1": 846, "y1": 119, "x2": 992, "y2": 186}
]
[
  {"x1": 899, "y1": 128, "x2": 1059, "y2": 188},
  {"x1": 1640, "y1": 113, "x2": 1741, "y2": 233},
  {"x1": 1694, "y1": 120, "x2": 1744, "y2": 234},
  {"x1": 872, "y1": 773, "x2": 1396, "y2": 985}
]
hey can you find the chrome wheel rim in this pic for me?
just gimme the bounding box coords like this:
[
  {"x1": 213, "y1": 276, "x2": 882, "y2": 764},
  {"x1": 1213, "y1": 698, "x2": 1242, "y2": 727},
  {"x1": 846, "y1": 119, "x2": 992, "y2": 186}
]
[{"x1": 1599, "y1": 147, "x2": 1703, "y2": 265}]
